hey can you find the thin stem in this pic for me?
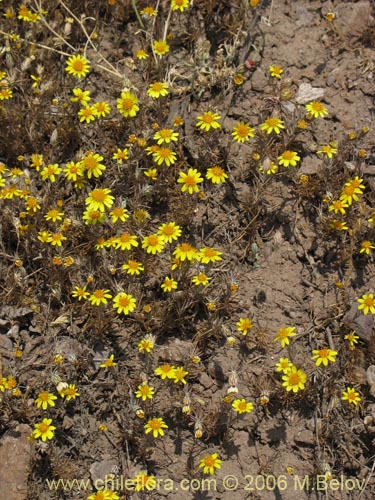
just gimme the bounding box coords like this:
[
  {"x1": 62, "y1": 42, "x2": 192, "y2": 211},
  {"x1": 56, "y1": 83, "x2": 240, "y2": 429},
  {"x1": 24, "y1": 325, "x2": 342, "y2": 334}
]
[
  {"x1": 0, "y1": 30, "x2": 70, "y2": 57},
  {"x1": 131, "y1": 0, "x2": 145, "y2": 30},
  {"x1": 33, "y1": 0, "x2": 76, "y2": 51}
]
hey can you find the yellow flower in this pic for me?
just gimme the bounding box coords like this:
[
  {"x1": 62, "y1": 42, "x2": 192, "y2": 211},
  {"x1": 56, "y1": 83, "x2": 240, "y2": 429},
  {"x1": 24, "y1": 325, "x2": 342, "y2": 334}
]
[
  {"x1": 171, "y1": 366, "x2": 188, "y2": 384},
  {"x1": 206, "y1": 166, "x2": 228, "y2": 184},
  {"x1": 88, "y1": 490, "x2": 119, "y2": 500},
  {"x1": 152, "y1": 146, "x2": 176, "y2": 166},
  {"x1": 44, "y1": 208, "x2": 64, "y2": 222},
  {"x1": 360, "y1": 240, "x2": 375, "y2": 255},
  {"x1": 196, "y1": 111, "x2": 221, "y2": 132},
  {"x1": 60, "y1": 384, "x2": 80, "y2": 401},
  {"x1": 153, "y1": 128, "x2": 179, "y2": 144},
  {"x1": 92, "y1": 101, "x2": 110, "y2": 118},
  {"x1": 70, "y1": 87, "x2": 91, "y2": 105},
  {"x1": 157, "y1": 222, "x2": 181, "y2": 243},
  {"x1": 232, "y1": 399, "x2": 254, "y2": 414},
  {"x1": 40, "y1": 163, "x2": 62, "y2": 182},
  {"x1": 231, "y1": 121, "x2": 254, "y2": 142},
  {"x1": 153, "y1": 39, "x2": 170, "y2": 56},
  {"x1": 328, "y1": 200, "x2": 348, "y2": 214},
  {"x1": 199, "y1": 247, "x2": 222, "y2": 264},
  {"x1": 142, "y1": 234, "x2": 165, "y2": 254},
  {"x1": 65, "y1": 54, "x2": 90, "y2": 78},
  {"x1": 82, "y1": 209, "x2": 105, "y2": 225},
  {"x1": 71, "y1": 285, "x2": 90, "y2": 300},
  {"x1": 78, "y1": 105, "x2": 98, "y2": 123},
  {"x1": 344, "y1": 332, "x2": 359, "y2": 350},
  {"x1": 89, "y1": 289, "x2": 113, "y2": 306},
  {"x1": 135, "y1": 382, "x2": 154, "y2": 401},
  {"x1": 113, "y1": 292, "x2": 136, "y2": 315},
  {"x1": 259, "y1": 161, "x2": 278, "y2": 175},
  {"x1": 49, "y1": 233, "x2": 67, "y2": 247},
  {"x1": 278, "y1": 151, "x2": 300, "y2": 167},
  {"x1": 173, "y1": 242, "x2": 200, "y2": 262},
  {"x1": 80, "y1": 152, "x2": 106, "y2": 178},
  {"x1": 0, "y1": 87, "x2": 13, "y2": 100},
  {"x1": 260, "y1": 117, "x2": 285, "y2": 134},
  {"x1": 33, "y1": 418, "x2": 56, "y2": 441},
  {"x1": 342, "y1": 387, "x2": 361, "y2": 406},
  {"x1": 329, "y1": 219, "x2": 348, "y2": 231},
  {"x1": 133, "y1": 472, "x2": 156, "y2": 492},
  {"x1": 275, "y1": 358, "x2": 293, "y2": 373},
  {"x1": 100, "y1": 354, "x2": 117, "y2": 368},
  {"x1": 155, "y1": 364, "x2": 175, "y2": 379},
  {"x1": 305, "y1": 101, "x2": 328, "y2": 118},
  {"x1": 171, "y1": 0, "x2": 189, "y2": 12},
  {"x1": 233, "y1": 73, "x2": 244, "y2": 85},
  {"x1": 110, "y1": 207, "x2": 129, "y2": 223},
  {"x1": 311, "y1": 348, "x2": 338, "y2": 366},
  {"x1": 192, "y1": 272, "x2": 210, "y2": 286},
  {"x1": 85, "y1": 188, "x2": 114, "y2": 212},
  {"x1": 116, "y1": 91, "x2": 139, "y2": 118},
  {"x1": 35, "y1": 392, "x2": 57, "y2": 410},
  {"x1": 177, "y1": 168, "x2": 204, "y2": 194},
  {"x1": 138, "y1": 337, "x2": 155, "y2": 353},
  {"x1": 64, "y1": 161, "x2": 83, "y2": 181},
  {"x1": 37, "y1": 230, "x2": 52, "y2": 243},
  {"x1": 161, "y1": 276, "x2": 178, "y2": 292},
  {"x1": 112, "y1": 148, "x2": 129, "y2": 164},
  {"x1": 199, "y1": 453, "x2": 222, "y2": 475},
  {"x1": 269, "y1": 65, "x2": 283, "y2": 78},
  {"x1": 144, "y1": 168, "x2": 158, "y2": 180},
  {"x1": 147, "y1": 81, "x2": 169, "y2": 98},
  {"x1": 135, "y1": 49, "x2": 149, "y2": 60},
  {"x1": 357, "y1": 293, "x2": 375, "y2": 315},
  {"x1": 236, "y1": 317, "x2": 253, "y2": 335},
  {"x1": 144, "y1": 417, "x2": 168, "y2": 438},
  {"x1": 317, "y1": 144, "x2": 337, "y2": 158},
  {"x1": 122, "y1": 260, "x2": 144, "y2": 275},
  {"x1": 274, "y1": 326, "x2": 296, "y2": 348},
  {"x1": 140, "y1": 6, "x2": 157, "y2": 16},
  {"x1": 282, "y1": 366, "x2": 306, "y2": 393}
]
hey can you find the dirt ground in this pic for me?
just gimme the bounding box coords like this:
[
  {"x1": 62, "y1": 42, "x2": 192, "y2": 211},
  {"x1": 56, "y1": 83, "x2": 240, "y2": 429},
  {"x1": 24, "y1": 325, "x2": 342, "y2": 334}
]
[{"x1": 1, "y1": 1, "x2": 375, "y2": 499}]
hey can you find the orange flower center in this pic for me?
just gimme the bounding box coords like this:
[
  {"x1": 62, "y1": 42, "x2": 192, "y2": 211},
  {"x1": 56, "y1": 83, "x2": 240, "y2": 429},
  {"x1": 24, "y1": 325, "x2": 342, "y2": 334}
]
[
  {"x1": 148, "y1": 236, "x2": 159, "y2": 246},
  {"x1": 289, "y1": 373, "x2": 300, "y2": 385},
  {"x1": 365, "y1": 297, "x2": 374, "y2": 307},
  {"x1": 236, "y1": 125, "x2": 249, "y2": 136},
  {"x1": 204, "y1": 457, "x2": 214, "y2": 467},
  {"x1": 91, "y1": 190, "x2": 106, "y2": 202},
  {"x1": 238, "y1": 401, "x2": 247, "y2": 411},
  {"x1": 158, "y1": 148, "x2": 171, "y2": 159},
  {"x1": 318, "y1": 349, "x2": 329, "y2": 358},
  {"x1": 39, "y1": 423, "x2": 49, "y2": 433},
  {"x1": 149, "y1": 419, "x2": 162, "y2": 429},
  {"x1": 185, "y1": 175, "x2": 197, "y2": 186},
  {"x1": 121, "y1": 98, "x2": 133, "y2": 110},
  {"x1": 94, "y1": 290, "x2": 105, "y2": 298},
  {"x1": 73, "y1": 60, "x2": 84, "y2": 72},
  {"x1": 202, "y1": 114, "x2": 214, "y2": 124},
  {"x1": 151, "y1": 83, "x2": 164, "y2": 92},
  {"x1": 118, "y1": 296, "x2": 131, "y2": 307}
]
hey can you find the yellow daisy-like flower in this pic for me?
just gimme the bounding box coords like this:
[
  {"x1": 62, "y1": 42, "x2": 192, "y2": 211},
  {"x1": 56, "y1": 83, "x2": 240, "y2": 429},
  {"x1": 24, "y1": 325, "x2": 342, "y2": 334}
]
[
  {"x1": 147, "y1": 81, "x2": 169, "y2": 98},
  {"x1": 135, "y1": 382, "x2": 155, "y2": 401},
  {"x1": 64, "y1": 161, "x2": 83, "y2": 181},
  {"x1": 44, "y1": 208, "x2": 64, "y2": 223},
  {"x1": 135, "y1": 49, "x2": 149, "y2": 60},
  {"x1": 161, "y1": 276, "x2": 178, "y2": 292},
  {"x1": 115, "y1": 233, "x2": 138, "y2": 251},
  {"x1": 196, "y1": 111, "x2": 221, "y2": 132},
  {"x1": 206, "y1": 166, "x2": 228, "y2": 184},
  {"x1": 177, "y1": 168, "x2": 204, "y2": 194},
  {"x1": 33, "y1": 418, "x2": 56, "y2": 441},
  {"x1": 71, "y1": 285, "x2": 90, "y2": 301},
  {"x1": 173, "y1": 242, "x2": 200, "y2": 262},
  {"x1": 70, "y1": 87, "x2": 91, "y2": 105},
  {"x1": 329, "y1": 219, "x2": 348, "y2": 231},
  {"x1": 65, "y1": 54, "x2": 90, "y2": 78},
  {"x1": 346, "y1": 176, "x2": 365, "y2": 191},
  {"x1": 340, "y1": 184, "x2": 362, "y2": 206},
  {"x1": 122, "y1": 260, "x2": 144, "y2": 275},
  {"x1": 78, "y1": 105, "x2": 97, "y2": 123},
  {"x1": 317, "y1": 144, "x2": 337, "y2": 158},
  {"x1": 155, "y1": 364, "x2": 175, "y2": 379},
  {"x1": 342, "y1": 387, "x2": 361, "y2": 406},
  {"x1": 360, "y1": 240, "x2": 375, "y2": 255},
  {"x1": 260, "y1": 117, "x2": 285, "y2": 134},
  {"x1": 170, "y1": 366, "x2": 188, "y2": 384},
  {"x1": 157, "y1": 222, "x2": 181, "y2": 243},
  {"x1": 153, "y1": 39, "x2": 170, "y2": 56},
  {"x1": 274, "y1": 326, "x2": 296, "y2": 348},
  {"x1": 133, "y1": 472, "x2": 156, "y2": 492},
  {"x1": 199, "y1": 247, "x2": 222, "y2": 264},
  {"x1": 61, "y1": 384, "x2": 80, "y2": 401},
  {"x1": 89, "y1": 289, "x2": 113, "y2": 306},
  {"x1": 153, "y1": 128, "x2": 179, "y2": 144},
  {"x1": 0, "y1": 87, "x2": 13, "y2": 100},
  {"x1": 110, "y1": 207, "x2": 129, "y2": 223},
  {"x1": 93, "y1": 101, "x2": 111, "y2": 118},
  {"x1": 142, "y1": 234, "x2": 165, "y2": 254},
  {"x1": 82, "y1": 209, "x2": 105, "y2": 225},
  {"x1": 144, "y1": 417, "x2": 168, "y2": 438},
  {"x1": 138, "y1": 335, "x2": 155, "y2": 353},
  {"x1": 199, "y1": 453, "x2": 222, "y2": 475},
  {"x1": 35, "y1": 392, "x2": 57, "y2": 410},
  {"x1": 192, "y1": 272, "x2": 211, "y2": 286},
  {"x1": 144, "y1": 168, "x2": 158, "y2": 180},
  {"x1": 172, "y1": 0, "x2": 189, "y2": 12},
  {"x1": 357, "y1": 293, "x2": 375, "y2": 315},
  {"x1": 269, "y1": 65, "x2": 283, "y2": 78},
  {"x1": 85, "y1": 188, "x2": 114, "y2": 212},
  {"x1": 88, "y1": 490, "x2": 119, "y2": 500},
  {"x1": 236, "y1": 317, "x2": 253, "y2": 336},
  {"x1": 100, "y1": 354, "x2": 117, "y2": 368},
  {"x1": 275, "y1": 357, "x2": 293, "y2": 373},
  {"x1": 232, "y1": 398, "x2": 254, "y2": 414},
  {"x1": 112, "y1": 292, "x2": 137, "y2": 315},
  {"x1": 278, "y1": 150, "x2": 300, "y2": 167},
  {"x1": 282, "y1": 366, "x2": 307, "y2": 393},
  {"x1": 305, "y1": 101, "x2": 328, "y2": 118},
  {"x1": 152, "y1": 146, "x2": 176, "y2": 166},
  {"x1": 40, "y1": 163, "x2": 62, "y2": 182},
  {"x1": 49, "y1": 233, "x2": 67, "y2": 247},
  {"x1": 328, "y1": 200, "x2": 348, "y2": 215},
  {"x1": 231, "y1": 121, "x2": 255, "y2": 143},
  {"x1": 80, "y1": 152, "x2": 106, "y2": 178},
  {"x1": 311, "y1": 348, "x2": 338, "y2": 366},
  {"x1": 37, "y1": 231, "x2": 52, "y2": 243},
  {"x1": 116, "y1": 91, "x2": 139, "y2": 118},
  {"x1": 344, "y1": 332, "x2": 359, "y2": 350}
]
